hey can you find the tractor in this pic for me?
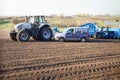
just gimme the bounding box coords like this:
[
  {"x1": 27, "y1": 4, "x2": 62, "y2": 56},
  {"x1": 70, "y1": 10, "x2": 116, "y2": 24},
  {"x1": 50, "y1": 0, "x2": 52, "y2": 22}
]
[{"x1": 8, "y1": 16, "x2": 53, "y2": 42}]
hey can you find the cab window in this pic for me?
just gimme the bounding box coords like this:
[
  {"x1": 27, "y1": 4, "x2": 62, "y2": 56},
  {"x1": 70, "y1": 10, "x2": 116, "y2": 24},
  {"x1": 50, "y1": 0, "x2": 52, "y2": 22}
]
[
  {"x1": 81, "y1": 28, "x2": 88, "y2": 33},
  {"x1": 34, "y1": 16, "x2": 40, "y2": 23},
  {"x1": 75, "y1": 28, "x2": 81, "y2": 33},
  {"x1": 29, "y1": 17, "x2": 34, "y2": 23},
  {"x1": 67, "y1": 29, "x2": 74, "y2": 34}
]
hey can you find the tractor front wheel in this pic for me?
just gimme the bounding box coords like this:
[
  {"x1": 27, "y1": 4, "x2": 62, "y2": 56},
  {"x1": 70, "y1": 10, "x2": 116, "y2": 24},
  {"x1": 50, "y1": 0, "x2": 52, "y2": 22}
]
[{"x1": 17, "y1": 30, "x2": 30, "y2": 42}]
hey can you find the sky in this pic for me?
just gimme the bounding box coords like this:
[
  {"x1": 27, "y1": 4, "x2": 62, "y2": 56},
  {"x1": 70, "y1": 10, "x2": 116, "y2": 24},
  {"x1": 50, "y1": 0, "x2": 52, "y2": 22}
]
[{"x1": 0, "y1": 0, "x2": 120, "y2": 16}]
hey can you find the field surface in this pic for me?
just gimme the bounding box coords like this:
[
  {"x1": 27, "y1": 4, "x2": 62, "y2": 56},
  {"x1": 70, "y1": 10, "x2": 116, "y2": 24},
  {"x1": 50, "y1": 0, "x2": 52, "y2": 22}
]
[{"x1": 0, "y1": 30, "x2": 120, "y2": 80}]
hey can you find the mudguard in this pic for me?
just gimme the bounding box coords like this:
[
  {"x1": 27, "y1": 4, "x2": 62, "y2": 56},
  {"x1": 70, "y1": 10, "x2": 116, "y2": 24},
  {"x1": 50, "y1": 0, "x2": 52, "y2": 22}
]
[{"x1": 39, "y1": 23, "x2": 51, "y2": 29}]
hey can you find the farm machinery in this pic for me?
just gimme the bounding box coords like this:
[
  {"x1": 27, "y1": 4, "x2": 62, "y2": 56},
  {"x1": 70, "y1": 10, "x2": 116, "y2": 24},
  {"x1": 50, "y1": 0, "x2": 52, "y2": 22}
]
[
  {"x1": 79, "y1": 23, "x2": 120, "y2": 39},
  {"x1": 8, "y1": 16, "x2": 53, "y2": 42}
]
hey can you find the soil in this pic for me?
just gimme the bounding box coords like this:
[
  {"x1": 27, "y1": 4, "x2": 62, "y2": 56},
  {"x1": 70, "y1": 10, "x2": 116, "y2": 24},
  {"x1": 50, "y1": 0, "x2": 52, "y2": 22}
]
[{"x1": 0, "y1": 30, "x2": 120, "y2": 80}]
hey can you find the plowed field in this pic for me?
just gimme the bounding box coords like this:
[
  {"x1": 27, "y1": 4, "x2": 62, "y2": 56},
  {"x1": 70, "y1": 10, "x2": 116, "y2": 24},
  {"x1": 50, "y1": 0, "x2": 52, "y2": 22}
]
[{"x1": 0, "y1": 30, "x2": 120, "y2": 80}]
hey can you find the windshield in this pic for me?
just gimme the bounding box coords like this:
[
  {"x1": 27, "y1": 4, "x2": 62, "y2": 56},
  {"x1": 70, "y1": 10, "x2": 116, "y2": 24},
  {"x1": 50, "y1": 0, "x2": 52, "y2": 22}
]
[
  {"x1": 63, "y1": 28, "x2": 72, "y2": 33},
  {"x1": 34, "y1": 16, "x2": 40, "y2": 22},
  {"x1": 29, "y1": 16, "x2": 47, "y2": 23},
  {"x1": 40, "y1": 16, "x2": 47, "y2": 23}
]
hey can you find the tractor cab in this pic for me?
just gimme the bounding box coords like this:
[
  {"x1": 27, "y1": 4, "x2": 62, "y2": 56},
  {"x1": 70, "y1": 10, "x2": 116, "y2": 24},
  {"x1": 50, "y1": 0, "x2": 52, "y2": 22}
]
[
  {"x1": 28, "y1": 16, "x2": 47, "y2": 23},
  {"x1": 26, "y1": 16, "x2": 47, "y2": 29}
]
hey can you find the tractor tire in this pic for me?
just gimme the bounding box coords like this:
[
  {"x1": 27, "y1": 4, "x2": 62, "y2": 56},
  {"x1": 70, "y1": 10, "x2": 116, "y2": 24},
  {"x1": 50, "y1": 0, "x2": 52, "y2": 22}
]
[
  {"x1": 17, "y1": 29, "x2": 30, "y2": 42},
  {"x1": 94, "y1": 32, "x2": 101, "y2": 39},
  {"x1": 40, "y1": 27, "x2": 52, "y2": 41},
  {"x1": 32, "y1": 36, "x2": 40, "y2": 41},
  {"x1": 9, "y1": 29, "x2": 17, "y2": 41}
]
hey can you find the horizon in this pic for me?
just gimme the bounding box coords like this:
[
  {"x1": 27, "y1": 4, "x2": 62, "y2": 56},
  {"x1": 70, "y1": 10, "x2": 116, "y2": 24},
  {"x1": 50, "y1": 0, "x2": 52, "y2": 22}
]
[
  {"x1": 0, "y1": 14, "x2": 120, "y2": 17},
  {"x1": 0, "y1": 0, "x2": 120, "y2": 16}
]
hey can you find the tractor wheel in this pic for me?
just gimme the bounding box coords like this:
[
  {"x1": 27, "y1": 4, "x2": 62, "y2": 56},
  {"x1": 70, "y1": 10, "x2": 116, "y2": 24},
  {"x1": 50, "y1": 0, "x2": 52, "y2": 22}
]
[
  {"x1": 81, "y1": 37, "x2": 86, "y2": 42},
  {"x1": 94, "y1": 32, "x2": 101, "y2": 39},
  {"x1": 40, "y1": 27, "x2": 52, "y2": 41},
  {"x1": 32, "y1": 36, "x2": 40, "y2": 41},
  {"x1": 9, "y1": 29, "x2": 17, "y2": 41},
  {"x1": 17, "y1": 29, "x2": 30, "y2": 42}
]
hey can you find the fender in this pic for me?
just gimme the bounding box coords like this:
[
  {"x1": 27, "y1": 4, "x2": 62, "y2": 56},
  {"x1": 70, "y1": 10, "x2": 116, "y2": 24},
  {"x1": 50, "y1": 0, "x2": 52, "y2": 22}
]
[{"x1": 38, "y1": 23, "x2": 51, "y2": 30}]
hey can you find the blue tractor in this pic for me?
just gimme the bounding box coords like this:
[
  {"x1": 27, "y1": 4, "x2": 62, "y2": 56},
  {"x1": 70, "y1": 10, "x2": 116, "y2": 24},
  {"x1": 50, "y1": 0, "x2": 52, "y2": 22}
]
[{"x1": 79, "y1": 23, "x2": 120, "y2": 39}]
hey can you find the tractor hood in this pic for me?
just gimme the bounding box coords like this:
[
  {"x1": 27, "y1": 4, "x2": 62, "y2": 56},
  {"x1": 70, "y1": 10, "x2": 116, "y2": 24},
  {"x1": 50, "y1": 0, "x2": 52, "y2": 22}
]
[{"x1": 14, "y1": 23, "x2": 31, "y2": 32}]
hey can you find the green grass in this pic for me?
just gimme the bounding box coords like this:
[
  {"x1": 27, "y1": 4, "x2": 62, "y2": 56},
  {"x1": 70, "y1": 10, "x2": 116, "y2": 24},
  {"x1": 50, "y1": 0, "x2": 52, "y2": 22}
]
[
  {"x1": 0, "y1": 20, "x2": 10, "y2": 24},
  {"x1": 0, "y1": 20, "x2": 14, "y2": 30},
  {"x1": 59, "y1": 27, "x2": 66, "y2": 32}
]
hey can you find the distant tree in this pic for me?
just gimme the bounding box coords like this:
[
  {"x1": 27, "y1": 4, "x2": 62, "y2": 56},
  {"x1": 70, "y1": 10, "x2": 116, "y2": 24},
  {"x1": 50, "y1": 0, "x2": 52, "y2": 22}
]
[
  {"x1": 11, "y1": 17, "x2": 18, "y2": 24},
  {"x1": 49, "y1": 15, "x2": 58, "y2": 18},
  {"x1": 11, "y1": 17, "x2": 25, "y2": 24}
]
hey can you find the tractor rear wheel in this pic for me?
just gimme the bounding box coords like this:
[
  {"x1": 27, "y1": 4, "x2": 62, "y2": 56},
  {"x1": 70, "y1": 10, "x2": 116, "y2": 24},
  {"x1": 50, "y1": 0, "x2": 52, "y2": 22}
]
[
  {"x1": 17, "y1": 29, "x2": 30, "y2": 42},
  {"x1": 9, "y1": 29, "x2": 17, "y2": 41},
  {"x1": 40, "y1": 27, "x2": 52, "y2": 41}
]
